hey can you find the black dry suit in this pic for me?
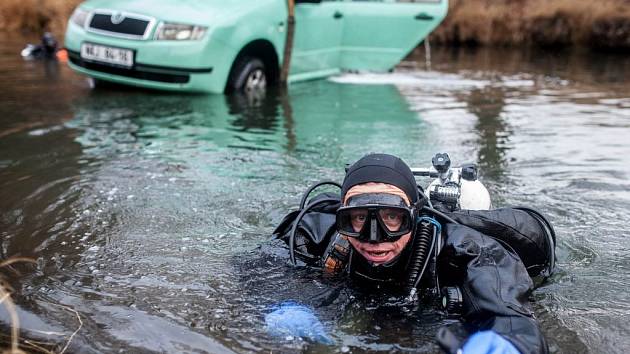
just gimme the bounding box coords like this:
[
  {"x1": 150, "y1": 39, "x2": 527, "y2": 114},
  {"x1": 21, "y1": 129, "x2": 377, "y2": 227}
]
[{"x1": 273, "y1": 157, "x2": 555, "y2": 354}]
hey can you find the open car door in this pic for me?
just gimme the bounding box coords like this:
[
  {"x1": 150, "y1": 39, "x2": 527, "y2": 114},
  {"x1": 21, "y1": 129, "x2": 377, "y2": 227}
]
[
  {"x1": 336, "y1": 0, "x2": 448, "y2": 71},
  {"x1": 291, "y1": 1, "x2": 344, "y2": 79}
]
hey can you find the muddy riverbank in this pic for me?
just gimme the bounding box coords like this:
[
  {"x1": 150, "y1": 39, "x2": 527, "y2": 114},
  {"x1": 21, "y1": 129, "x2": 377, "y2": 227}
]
[{"x1": 1, "y1": 0, "x2": 630, "y2": 51}]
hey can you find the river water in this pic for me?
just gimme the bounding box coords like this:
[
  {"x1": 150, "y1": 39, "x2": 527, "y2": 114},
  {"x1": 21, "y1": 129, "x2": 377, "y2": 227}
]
[{"x1": 1, "y1": 38, "x2": 629, "y2": 353}]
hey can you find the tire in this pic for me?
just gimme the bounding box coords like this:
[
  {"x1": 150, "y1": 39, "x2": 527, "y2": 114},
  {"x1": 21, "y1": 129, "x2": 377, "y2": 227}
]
[
  {"x1": 88, "y1": 77, "x2": 106, "y2": 89},
  {"x1": 226, "y1": 57, "x2": 267, "y2": 94}
]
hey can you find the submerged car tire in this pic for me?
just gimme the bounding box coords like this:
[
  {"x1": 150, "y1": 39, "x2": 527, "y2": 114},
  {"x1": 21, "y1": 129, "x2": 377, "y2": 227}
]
[
  {"x1": 89, "y1": 78, "x2": 126, "y2": 90},
  {"x1": 226, "y1": 57, "x2": 267, "y2": 94}
]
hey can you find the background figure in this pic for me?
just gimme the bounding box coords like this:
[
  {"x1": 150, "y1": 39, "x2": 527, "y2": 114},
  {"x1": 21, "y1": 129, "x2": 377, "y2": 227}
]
[{"x1": 21, "y1": 32, "x2": 59, "y2": 59}]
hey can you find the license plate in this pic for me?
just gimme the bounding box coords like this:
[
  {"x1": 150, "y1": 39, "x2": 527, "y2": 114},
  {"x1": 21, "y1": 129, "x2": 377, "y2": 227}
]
[{"x1": 80, "y1": 43, "x2": 134, "y2": 68}]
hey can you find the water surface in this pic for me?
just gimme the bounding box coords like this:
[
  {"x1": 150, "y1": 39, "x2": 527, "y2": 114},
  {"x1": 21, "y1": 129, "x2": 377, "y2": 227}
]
[{"x1": 1, "y1": 39, "x2": 629, "y2": 353}]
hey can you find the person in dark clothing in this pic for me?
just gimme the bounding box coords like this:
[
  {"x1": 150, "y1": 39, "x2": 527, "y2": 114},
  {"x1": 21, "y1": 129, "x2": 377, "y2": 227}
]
[
  {"x1": 21, "y1": 32, "x2": 59, "y2": 59},
  {"x1": 274, "y1": 153, "x2": 555, "y2": 354}
]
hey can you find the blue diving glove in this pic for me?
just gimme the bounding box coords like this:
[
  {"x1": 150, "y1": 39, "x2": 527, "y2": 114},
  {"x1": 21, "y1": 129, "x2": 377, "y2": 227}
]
[
  {"x1": 264, "y1": 302, "x2": 333, "y2": 345},
  {"x1": 462, "y1": 331, "x2": 520, "y2": 354}
]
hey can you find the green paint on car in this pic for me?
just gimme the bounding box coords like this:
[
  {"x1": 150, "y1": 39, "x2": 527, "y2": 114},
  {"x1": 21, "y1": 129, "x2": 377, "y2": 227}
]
[{"x1": 64, "y1": 0, "x2": 448, "y2": 94}]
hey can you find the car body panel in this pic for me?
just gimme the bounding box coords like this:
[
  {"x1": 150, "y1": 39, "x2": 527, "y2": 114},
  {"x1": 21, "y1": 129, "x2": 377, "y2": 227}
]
[
  {"x1": 66, "y1": 21, "x2": 230, "y2": 92},
  {"x1": 337, "y1": 1, "x2": 448, "y2": 71},
  {"x1": 64, "y1": 0, "x2": 447, "y2": 93},
  {"x1": 79, "y1": 0, "x2": 246, "y2": 25},
  {"x1": 291, "y1": 3, "x2": 343, "y2": 75}
]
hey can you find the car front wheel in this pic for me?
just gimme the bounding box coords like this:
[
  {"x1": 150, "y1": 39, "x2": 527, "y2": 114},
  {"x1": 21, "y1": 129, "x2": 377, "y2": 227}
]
[{"x1": 226, "y1": 57, "x2": 267, "y2": 94}]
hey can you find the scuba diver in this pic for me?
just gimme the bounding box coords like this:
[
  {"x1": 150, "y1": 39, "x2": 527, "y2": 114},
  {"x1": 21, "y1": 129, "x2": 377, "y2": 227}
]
[{"x1": 273, "y1": 153, "x2": 556, "y2": 354}]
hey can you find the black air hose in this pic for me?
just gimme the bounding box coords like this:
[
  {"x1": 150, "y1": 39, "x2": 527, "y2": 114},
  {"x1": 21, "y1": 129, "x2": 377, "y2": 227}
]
[
  {"x1": 513, "y1": 206, "x2": 557, "y2": 276},
  {"x1": 405, "y1": 219, "x2": 435, "y2": 296},
  {"x1": 289, "y1": 197, "x2": 339, "y2": 266},
  {"x1": 421, "y1": 205, "x2": 459, "y2": 225},
  {"x1": 299, "y1": 180, "x2": 342, "y2": 209},
  {"x1": 513, "y1": 206, "x2": 557, "y2": 245},
  {"x1": 289, "y1": 180, "x2": 341, "y2": 266}
]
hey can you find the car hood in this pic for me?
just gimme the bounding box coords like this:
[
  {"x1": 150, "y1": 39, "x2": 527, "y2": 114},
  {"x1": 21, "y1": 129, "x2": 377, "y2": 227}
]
[{"x1": 81, "y1": 0, "x2": 247, "y2": 25}]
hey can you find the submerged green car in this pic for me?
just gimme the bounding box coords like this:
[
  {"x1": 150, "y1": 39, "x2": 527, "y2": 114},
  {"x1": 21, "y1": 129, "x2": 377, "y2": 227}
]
[{"x1": 65, "y1": 0, "x2": 447, "y2": 94}]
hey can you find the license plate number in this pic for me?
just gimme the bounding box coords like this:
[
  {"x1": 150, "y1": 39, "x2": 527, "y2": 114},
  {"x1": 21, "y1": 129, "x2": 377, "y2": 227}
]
[{"x1": 80, "y1": 43, "x2": 134, "y2": 67}]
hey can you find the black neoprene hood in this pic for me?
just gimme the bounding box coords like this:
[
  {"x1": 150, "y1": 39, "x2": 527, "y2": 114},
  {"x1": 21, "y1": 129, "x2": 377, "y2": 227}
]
[{"x1": 341, "y1": 153, "x2": 419, "y2": 204}]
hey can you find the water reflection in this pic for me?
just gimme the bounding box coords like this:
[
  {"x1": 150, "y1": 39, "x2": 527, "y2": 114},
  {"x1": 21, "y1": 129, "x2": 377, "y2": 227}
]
[
  {"x1": 226, "y1": 91, "x2": 281, "y2": 133},
  {"x1": 0, "y1": 115, "x2": 86, "y2": 272},
  {"x1": 415, "y1": 46, "x2": 630, "y2": 88},
  {"x1": 0, "y1": 39, "x2": 88, "y2": 139},
  {"x1": 462, "y1": 86, "x2": 511, "y2": 181},
  {"x1": 64, "y1": 81, "x2": 432, "y2": 167}
]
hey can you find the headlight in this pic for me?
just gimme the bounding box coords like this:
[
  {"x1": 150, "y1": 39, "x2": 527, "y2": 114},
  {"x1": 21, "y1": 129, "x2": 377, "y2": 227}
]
[
  {"x1": 70, "y1": 7, "x2": 89, "y2": 28},
  {"x1": 155, "y1": 23, "x2": 207, "y2": 41}
]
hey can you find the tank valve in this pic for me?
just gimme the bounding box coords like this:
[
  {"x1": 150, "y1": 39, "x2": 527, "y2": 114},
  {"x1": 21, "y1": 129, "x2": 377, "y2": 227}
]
[
  {"x1": 432, "y1": 153, "x2": 451, "y2": 174},
  {"x1": 441, "y1": 286, "x2": 463, "y2": 314},
  {"x1": 461, "y1": 163, "x2": 478, "y2": 181}
]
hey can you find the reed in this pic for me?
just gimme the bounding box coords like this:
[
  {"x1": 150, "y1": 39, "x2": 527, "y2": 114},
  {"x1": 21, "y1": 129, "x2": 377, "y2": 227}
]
[
  {"x1": 0, "y1": 257, "x2": 82, "y2": 353},
  {"x1": 431, "y1": 0, "x2": 630, "y2": 49},
  {"x1": 0, "y1": 258, "x2": 35, "y2": 354}
]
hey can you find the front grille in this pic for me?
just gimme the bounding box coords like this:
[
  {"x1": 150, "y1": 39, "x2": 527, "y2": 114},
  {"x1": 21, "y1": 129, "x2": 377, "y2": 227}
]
[{"x1": 87, "y1": 11, "x2": 153, "y2": 39}]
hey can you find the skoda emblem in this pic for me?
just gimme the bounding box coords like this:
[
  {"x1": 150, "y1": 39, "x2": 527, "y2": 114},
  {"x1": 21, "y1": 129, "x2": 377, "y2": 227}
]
[{"x1": 111, "y1": 12, "x2": 125, "y2": 25}]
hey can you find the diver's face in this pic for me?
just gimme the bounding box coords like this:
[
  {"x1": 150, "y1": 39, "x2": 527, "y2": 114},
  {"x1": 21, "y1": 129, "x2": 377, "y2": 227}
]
[{"x1": 343, "y1": 183, "x2": 412, "y2": 265}]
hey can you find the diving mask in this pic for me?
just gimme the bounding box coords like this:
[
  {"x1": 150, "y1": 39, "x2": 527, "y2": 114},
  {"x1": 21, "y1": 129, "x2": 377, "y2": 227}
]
[{"x1": 336, "y1": 193, "x2": 417, "y2": 242}]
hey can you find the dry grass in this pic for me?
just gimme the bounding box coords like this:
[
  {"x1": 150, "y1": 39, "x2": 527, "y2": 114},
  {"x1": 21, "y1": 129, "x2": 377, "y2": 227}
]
[
  {"x1": 0, "y1": 0, "x2": 81, "y2": 35},
  {"x1": 431, "y1": 0, "x2": 630, "y2": 49},
  {"x1": 0, "y1": 257, "x2": 84, "y2": 354},
  {"x1": 1, "y1": 0, "x2": 629, "y2": 48},
  {"x1": 1, "y1": 258, "x2": 35, "y2": 354}
]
